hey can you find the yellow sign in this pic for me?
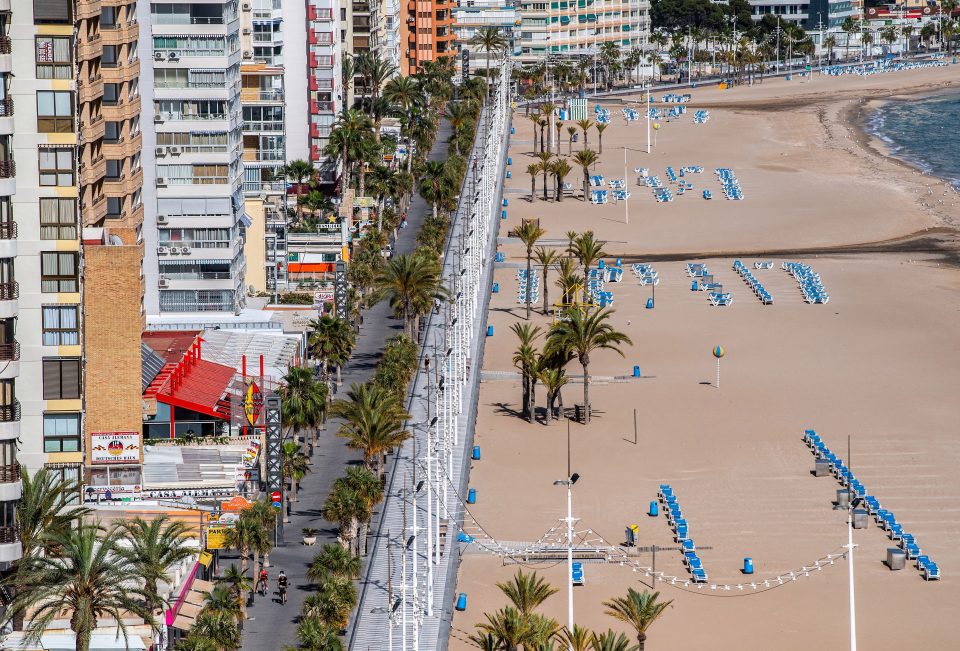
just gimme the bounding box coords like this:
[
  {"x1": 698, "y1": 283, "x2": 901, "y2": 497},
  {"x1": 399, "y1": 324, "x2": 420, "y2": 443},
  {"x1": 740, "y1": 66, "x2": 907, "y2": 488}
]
[
  {"x1": 207, "y1": 526, "x2": 229, "y2": 550},
  {"x1": 198, "y1": 551, "x2": 213, "y2": 567},
  {"x1": 244, "y1": 381, "x2": 263, "y2": 427}
]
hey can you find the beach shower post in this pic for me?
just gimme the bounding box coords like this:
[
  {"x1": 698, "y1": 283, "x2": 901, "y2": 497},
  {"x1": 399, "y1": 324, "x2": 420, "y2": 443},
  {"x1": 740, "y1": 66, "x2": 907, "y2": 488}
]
[{"x1": 713, "y1": 345, "x2": 725, "y2": 388}]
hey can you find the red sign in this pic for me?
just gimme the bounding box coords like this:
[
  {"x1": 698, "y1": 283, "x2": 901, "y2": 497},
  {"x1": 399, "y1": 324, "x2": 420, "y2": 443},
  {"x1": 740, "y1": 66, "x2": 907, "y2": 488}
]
[{"x1": 270, "y1": 491, "x2": 281, "y2": 502}]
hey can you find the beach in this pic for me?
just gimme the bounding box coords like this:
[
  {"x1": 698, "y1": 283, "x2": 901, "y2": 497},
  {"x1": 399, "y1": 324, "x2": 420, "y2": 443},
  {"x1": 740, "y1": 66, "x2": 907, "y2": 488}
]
[{"x1": 450, "y1": 65, "x2": 960, "y2": 649}]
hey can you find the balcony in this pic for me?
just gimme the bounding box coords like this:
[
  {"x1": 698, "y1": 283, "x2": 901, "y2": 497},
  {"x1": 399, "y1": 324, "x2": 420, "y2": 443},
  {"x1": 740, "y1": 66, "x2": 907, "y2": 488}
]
[
  {"x1": 0, "y1": 341, "x2": 19, "y2": 362},
  {"x1": 0, "y1": 222, "x2": 16, "y2": 259},
  {"x1": 309, "y1": 31, "x2": 335, "y2": 46},
  {"x1": 0, "y1": 525, "x2": 21, "y2": 564},
  {"x1": 78, "y1": 34, "x2": 103, "y2": 62},
  {"x1": 309, "y1": 78, "x2": 335, "y2": 91},
  {"x1": 0, "y1": 98, "x2": 11, "y2": 136},
  {"x1": 309, "y1": 54, "x2": 334, "y2": 69},
  {"x1": 308, "y1": 7, "x2": 333, "y2": 21},
  {"x1": 80, "y1": 155, "x2": 107, "y2": 185},
  {"x1": 0, "y1": 37, "x2": 10, "y2": 55},
  {"x1": 0, "y1": 161, "x2": 13, "y2": 179},
  {"x1": 102, "y1": 21, "x2": 140, "y2": 45},
  {"x1": 0, "y1": 464, "x2": 20, "y2": 483},
  {"x1": 310, "y1": 101, "x2": 335, "y2": 115},
  {"x1": 102, "y1": 59, "x2": 140, "y2": 85},
  {"x1": 0, "y1": 401, "x2": 19, "y2": 423}
]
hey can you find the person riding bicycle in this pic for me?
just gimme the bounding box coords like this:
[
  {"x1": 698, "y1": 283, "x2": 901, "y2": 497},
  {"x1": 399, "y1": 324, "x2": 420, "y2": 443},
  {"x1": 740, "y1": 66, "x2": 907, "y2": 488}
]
[
  {"x1": 277, "y1": 571, "x2": 288, "y2": 604},
  {"x1": 257, "y1": 568, "x2": 268, "y2": 595}
]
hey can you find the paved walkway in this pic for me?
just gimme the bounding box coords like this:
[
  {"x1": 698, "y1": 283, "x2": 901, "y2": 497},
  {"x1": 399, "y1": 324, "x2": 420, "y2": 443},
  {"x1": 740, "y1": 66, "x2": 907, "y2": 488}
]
[{"x1": 239, "y1": 120, "x2": 454, "y2": 650}]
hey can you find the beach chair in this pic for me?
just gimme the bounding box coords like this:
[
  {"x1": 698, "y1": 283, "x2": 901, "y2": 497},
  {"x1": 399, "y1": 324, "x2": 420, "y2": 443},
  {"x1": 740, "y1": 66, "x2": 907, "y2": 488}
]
[
  {"x1": 691, "y1": 568, "x2": 708, "y2": 583},
  {"x1": 681, "y1": 539, "x2": 695, "y2": 553},
  {"x1": 920, "y1": 558, "x2": 941, "y2": 580},
  {"x1": 904, "y1": 542, "x2": 921, "y2": 560},
  {"x1": 888, "y1": 523, "x2": 904, "y2": 541}
]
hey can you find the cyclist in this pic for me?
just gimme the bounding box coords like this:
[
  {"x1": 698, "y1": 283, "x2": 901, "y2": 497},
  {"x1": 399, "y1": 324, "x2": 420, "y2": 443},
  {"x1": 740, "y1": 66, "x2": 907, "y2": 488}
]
[
  {"x1": 257, "y1": 567, "x2": 268, "y2": 596},
  {"x1": 277, "y1": 570, "x2": 288, "y2": 605}
]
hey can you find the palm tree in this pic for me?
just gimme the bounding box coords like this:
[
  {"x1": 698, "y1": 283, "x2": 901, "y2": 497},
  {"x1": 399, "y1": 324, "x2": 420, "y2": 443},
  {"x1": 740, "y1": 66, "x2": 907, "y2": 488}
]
[
  {"x1": 309, "y1": 315, "x2": 356, "y2": 387},
  {"x1": 546, "y1": 308, "x2": 632, "y2": 424},
  {"x1": 280, "y1": 159, "x2": 315, "y2": 220},
  {"x1": 374, "y1": 253, "x2": 447, "y2": 337},
  {"x1": 555, "y1": 257, "x2": 582, "y2": 305},
  {"x1": 572, "y1": 149, "x2": 598, "y2": 201},
  {"x1": 540, "y1": 102, "x2": 557, "y2": 154},
  {"x1": 279, "y1": 365, "x2": 326, "y2": 454},
  {"x1": 823, "y1": 35, "x2": 837, "y2": 64},
  {"x1": 591, "y1": 629, "x2": 638, "y2": 651},
  {"x1": 322, "y1": 482, "x2": 364, "y2": 550},
  {"x1": 515, "y1": 220, "x2": 546, "y2": 320},
  {"x1": 576, "y1": 119, "x2": 594, "y2": 150},
  {"x1": 595, "y1": 123, "x2": 608, "y2": 155},
  {"x1": 339, "y1": 465, "x2": 383, "y2": 555},
  {"x1": 861, "y1": 31, "x2": 874, "y2": 59},
  {"x1": 602, "y1": 589, "x2": 673, "y2": 651},
  {"x1": 222, "y1": 512, "x2": 269, "y2": 613},
  {"x1": 208, "y1": 572, "x2": 246, "y2": 625},
  {"x1": 536, "y1": 152, "x2": 553, "y2": 201},
  {"x1": 534, "y1": 246, "x2": 558, "y2": 314},
  {"x1": 511, "y1": 322, "x2": 542, "y2": 422},
  {"x1": 303, "y1": 573, "x2": 356, "y2": 629},
  {"x1": 5, "y1": 523, "x2": 154, "y2": 651},
  {"x1": 189, "y1": 610, "x2": 242, "y2": 651},
  {"x1": 527, "y1": 113, "x2": 541, "y2": 153},
  {"x1": 331, "y1": 382, "x2": 410, "y2": 473},
  {"x1": 384, "y1": 75, "x2": 420, "y2": 173},
  {"x1": 566, "y1": 126, "x2": 577, "y2": 155},
  {"x1": 527, "y1": 163, "x2": 542, "y2": 202},
  {"x1": 572, "y1": 230, "x2": 607, "y2": 275},
  {"x1": 282, "y1": 440, "x2": 310, "y2": 518},
  {"x1": 248, "y1": 497, "x2": 278, "y2": 570},
  {"x1": 446, "y1": 102, "x2": 474, "y2": 156},
  {"x1": 537, "y1": 364, "x2": 568, "y2": 424},
  {"x1": 477, "y1": 607, "x2": 536, "y2": 651},
  {"x1": 16, "y1": 467, "x2": 90, "y2": 560},
  {"x1": 418, "y1": 160, "x2": 455, "y2": 221},
  {"x1": 117, "y1": 516, "x2": 195, "y2": 615},
  {"x1": 563, "y1": 624, "x2": 594, "y2": 651},
  {"x1": 497, "y1": 569, "x2": 558, "y2": 616},
  {"x1": 550, "y1": 158, "x2": 572, "y2": 203},
  {"x1": 308, "y1": 543, "x2": 362, "y2": 582},
  {"x1": 296, "y1": 615, "x2": 345, "y2": 650}
]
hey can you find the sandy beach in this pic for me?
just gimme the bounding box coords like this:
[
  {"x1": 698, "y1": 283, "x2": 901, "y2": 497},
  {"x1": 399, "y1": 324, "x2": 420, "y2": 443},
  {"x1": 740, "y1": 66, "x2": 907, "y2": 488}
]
[{"x1": 449, "y1": 64, "x2": 960, "y2": 649}]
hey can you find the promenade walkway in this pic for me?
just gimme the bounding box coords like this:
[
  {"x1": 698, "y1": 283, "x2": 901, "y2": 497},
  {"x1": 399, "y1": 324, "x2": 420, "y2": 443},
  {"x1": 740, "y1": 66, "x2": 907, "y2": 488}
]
[{"x1": 239, "y1": 119, "x2": 454, "y2": 650}]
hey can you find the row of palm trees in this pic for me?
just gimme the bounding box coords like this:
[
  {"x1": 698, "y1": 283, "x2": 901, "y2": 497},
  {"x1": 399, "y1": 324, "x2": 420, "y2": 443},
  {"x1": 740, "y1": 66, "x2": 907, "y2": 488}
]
[
  {"x1": 512, "y1": 228, "x2": 631, "y2": 425},
  {"x1": 470, "y1": 570, "x2": 673, "y2": 651}
]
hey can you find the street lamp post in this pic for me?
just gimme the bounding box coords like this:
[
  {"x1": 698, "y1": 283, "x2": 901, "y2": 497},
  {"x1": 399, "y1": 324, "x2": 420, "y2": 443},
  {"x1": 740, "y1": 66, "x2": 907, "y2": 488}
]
[{"x1": 553, "y1": 420, "x2": 580, "y2": 647}]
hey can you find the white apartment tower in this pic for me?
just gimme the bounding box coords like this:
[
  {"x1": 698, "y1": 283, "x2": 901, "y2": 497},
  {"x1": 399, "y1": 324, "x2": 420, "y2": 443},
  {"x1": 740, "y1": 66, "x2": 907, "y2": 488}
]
[{"x1": 141, "y1": 0, "x2": 247, "y2": 315}]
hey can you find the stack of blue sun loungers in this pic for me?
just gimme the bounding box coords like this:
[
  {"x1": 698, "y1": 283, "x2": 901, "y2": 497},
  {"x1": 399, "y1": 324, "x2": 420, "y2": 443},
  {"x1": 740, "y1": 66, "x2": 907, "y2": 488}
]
[
  {"x1": 612, "y1": 190, "x2": 631, "y2": 201},
  {"x1": 586, "y1": 269, "x2": 614, "y2": 307},
  {"x1": 594, "y1": 106, "x2": 611, "y2": 124},
  {"x1": 661, "y1": 93, "x2": 692, "y2": 103},
  {"x1": 686, "y1": 263, "x2": 708, "y2": 278},
  {"x1": 609, "y1": 179, "x2": 626, "y2": 190},
  {"x1": 680, "y1": 166, "x2": 704, "y2": 175},
  {"x1": 603, "y1": 265, "x2": 624, "y2": 283},
  {"x1": 590, "y1": 190, "x2": 608, "y2": 205},
  {"x1": 753, "y1": 261, "x2": 774, "y2": 270},
  {"x1": 823, "y1": 60, "x2": 946, "y2": 78},
  {"x1": 715, "y1": 168, "x2": 743, "y2": 200},
  {"x1": 708, "y1": 292, "x2": 733, "y2": 306},
  {"x1": 693, "y1": 110, "x2": 710, "y2": 124},
  {"x1": 622, "y1": 108, "x2": 640, "y2": 122},
  {"x1": 658, "y1": 484, "x2": 708, "y2": 583},
  {"x1": 803, "y1": 429, "x2": 939, "y2": 580},
  {"x1": 782, "y1": 262, "x2": 829, "y2": 304},
  {"x1": 654, "y1": 188, "x2": 673, "y2": 203},
  {"x1": 647, "y1": 107, "x2": 662, "y2": 120},
  {"x1": 732, "y1": 259, "x2": 773, "y2": 304},
  {"x1": 645, "y1": 176, "x2": 663, "y2": 189},
  {"x1": 631, "y1": 263, "x2": 659, "y2": 286},
  {"x1": 590, "y1": 175, "x2": 605, "y2": 188},
  {"x1": 516, "y1": 269, "x2": 540, "y2": 305},
  {"x1": 666, "y1": 106, "x2": 686, "y2": 118},
  {"x1": 665, "y1": 167, "x2": 678, "y2": 183}
]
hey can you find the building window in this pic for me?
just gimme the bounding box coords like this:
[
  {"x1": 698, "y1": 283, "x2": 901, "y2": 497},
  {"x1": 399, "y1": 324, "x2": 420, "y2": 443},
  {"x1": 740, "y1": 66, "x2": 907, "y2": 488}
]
[
  {"x1": 106, "y1": 197, "x2": 123, "y2": 217},
  {"x1": 103, "y1": 83, "x2": 120, "y2": 105},
  {"x1": 42, "y1": 305, "x2": 79, "y2": 346},
  {"x1": 105, "y1": 121, "x2": 122, "y2": 143},
  {"x1": 102, "y1": 44, "x2": 119, "y2": 67},
  {"x1": 37, "y1": 91, "x2": 75, "y2": 133},
  {"x1": 33, "y1": 0, "x2": 73, "y2": 24},
  {"x1": 42, "y1": 358, "x2": 81, "y2": 400},
  {"x1": 43, "y1": 413, "x2": 81, "y2": 452},
  {"x1": 35, "y1": 36, "x2": 73, "y2": 78},
  {"x1": 40, "y1": 198, "x2": 77, "y2": 240},
  {"x1": 44, "y1": 463, "x2": 82, "y2": 503},
  {"x1": 0, "y1": 438, "x2": 15, "y2": 468},
  {"x1": 39, "y1": 148, "x2": 75, "y2": 186},
  {"x1": 105, "y1": 159, "x2": 123, "y2": 180},
  {"x1": 40, "y1": 252, "x2": 79, "y2": 293}
]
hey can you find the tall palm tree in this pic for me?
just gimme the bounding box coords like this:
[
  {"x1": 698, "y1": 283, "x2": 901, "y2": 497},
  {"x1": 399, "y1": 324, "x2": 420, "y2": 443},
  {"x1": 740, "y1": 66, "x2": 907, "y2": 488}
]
[
  {"x1": 471, "y1": 26, "x2": 508, "y2": 81},
  {"x1": 595, "y1": 123, "x2": 608, "y2": 155},
  {"x1": 497, "y1": 569, "x2": 558, "y2": 616},
  {"x1": 222, "y1": 512, "x2": 268, "y2": 613},
  {"x1": 309, "y1": 315, "x2": 356, "y2": 387},
  {"x1": 527, "y1": 112, "x2": 541, "y2": 153},
  {"x1": 322, "y1": 482, "x2": 364, "y2": 550},
  {"x1": 280, "y1": 159, "x2": 315, "y2": 221},
  {"x1": 279, "y1": 365, "x2": 326, "y2": 453},
  {"x1": 206, "y1": 574, "x2": 245, "y2": 625},
  {"x1": 572, "y1": 149, "x2": 598, "y2": 202},
  {"x1": 535, "y1": 152, "x2": 553, "y2": 201},
  {"x1": 540, "y1": 102, "x2": 557, "y2": 154},
  {"x1": 117, "y1": 516, "x2": 195, "y2": 615},
  {"x1": 375, "y1": 253, "x2": 447, "y2": 337},
  {"x1": 340, "y1": 465, "x2": 384, "y2": 555},
  {"x1": 515, "y1": 220, "x2": 546, "y2": 320},
  {"x1": 591, "y1": 630, "x2": 638, "y2": 651},
  {"x1": 575, "y1": 119, "x2": 594, "y2": 151},
  {"x1": 550, "y1": 158, "x2": 572, "y2": 202},
  {"x1": 546, "y1": 308, "x2": 632, "y2": 423},
  {"x1": 303, "y1": 573, "x2": 356, "y2": 629},
  {"x1": 384, "y1": 75, "x2": 420, "y2": 173},
  {"x1": 16, "y1": 467, "x2": 90, "y2": 560},
  {"x1": 563, "y1": 624, "x2": 594, "y2": 651},
  {"x1": 602, "y1": 589, "x2": 673, "y2": 651},
  {"x1": 477, "y1": 607, "x2": 535, "y2": 651},
  {"x1": 418, "y1": 160, "x2": 455, "y2": 221},
  {"x1": 572, "y1": 230, "x2": 607, "y2": 275},
  {"x1": 296, "y1": 615, "x2": 345, "y2": 650},
  {"x1": 446, "y1": 102, "x2": 473, "y2": 156},
  {"x1": 511, "y1": 323, "x2": 542, "y2": 422},
  {"x1": 331, "y1": 382, "x2": 410, "y2": 473},
  {"x1": 527, "y1": 163, "x2": 541, "y2": 202},
  {"x1": 282, "y1": 440, "x2": 310, "y2": 519},
  {"x1": 534, "y1": 246, "x2": 558, "y2": 314},
  {"x1": 566, "y1": 126, "x2": 577, "y2": 155},
  {"x1": 308, "y1": 543, "x2": 362, "y2": 582},
  {"x1": 5, "y1": 524, "x2": 154, "y2": 651},
  {"x1": 189, "y1": 610, "x2": 241, "y2": 651},
  {"x1": 555, "y1": 257, "x2": 582, "y2": 305},
  {"x1": 537, "y1": 364, "x2": 568, "y2": 425}
]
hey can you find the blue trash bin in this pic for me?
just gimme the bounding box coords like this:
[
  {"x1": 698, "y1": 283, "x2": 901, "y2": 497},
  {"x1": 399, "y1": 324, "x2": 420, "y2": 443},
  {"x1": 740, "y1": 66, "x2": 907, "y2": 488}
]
[
  {"x1": 616, "y1": 257, "x2": 622, "y2": 266},
  {"x1": 472, "y1": 445, "x2": 481, "y2": 460},
  {"x1": 457, "y1": 532, "x2": 475, "y2": 543},
  {"x1": 649, "y1": 501, "x2": 658, "y2": 517},
  {"x1": 501, "y1": 210, "x2": 507, "y2": 219},
  {"x1": 633, "y1": 365, "x2": 641, "y2": 378},
  {"x1": 511, "y1": 127, "x2": 515, "y2": 134},
  {"x1": 467, "y1": 488, "x2": 477, "y2": 504},
  {"x1": 503, "y1": 198, "x2": 508, "y2": 207},
  {"x1": 455, "y1": 593, "x2": 467, "y2": 611},
  {"x1": 691, "y1": 280, "x2": 698, "y2": 291},
  {"x1": 506, "y1": 170, "x2": 512, "y2": 178},
  {"x1": 743, "y1": 557, "x2": 754, "y2": 574},
  {"x1": 492, "y1": 283, "x2": 500, "y2": 294},
  {"x1": 507, "y1": 157, "x2": 512, "y2": 166},
  {"x1": 598, "y1": 260, "x2": 605, "y2": 269},
  {"x1": 486, "y1": 326, "x2": 493, "y2": 337},
  {"x1": 646, "y1": 297, "x2": 654, "y2": 309}
]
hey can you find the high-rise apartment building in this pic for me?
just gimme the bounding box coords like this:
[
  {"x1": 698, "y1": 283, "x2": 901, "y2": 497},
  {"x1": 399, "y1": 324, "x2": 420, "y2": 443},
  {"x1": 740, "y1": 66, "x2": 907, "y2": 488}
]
[
  {"x1": 402, "y1": 0, "x2": 456, "y2": 74},
  {"x1": 517, "y1": 0, "x2": 650, "y2": 65},
  {"x1": 307, "y1": 0, "x2": 341, "y2": 172},
  {"x1": 453, "y1": 0, "x2": 520, "y2": 75},
  {"x1": 140, "y1": 0, "x2": 247, "y2": 316}
]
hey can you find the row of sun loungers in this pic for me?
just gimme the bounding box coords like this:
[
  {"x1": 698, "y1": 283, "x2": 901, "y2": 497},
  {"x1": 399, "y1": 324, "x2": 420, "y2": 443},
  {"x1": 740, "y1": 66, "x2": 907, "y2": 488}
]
[
  {"x1": 586, "y1": 268, "x2": 614, "y2": 307},
  {"x1": 658, "y1": 484, "x2": 708, "y2": 583},
  {"x1": 783, "y1": 262, "x2": 830, "y2": 304},
  {"x1": 823, "y1": 60, "x2": 946, "y2": 78},
  {"x1": 622, "y1": 108, "x2": 641, "y2": 122},
  {"x1": 680, "y1": 166, "x2": 704, "y2": 175},
  {"x1": 589, "y1": 175, "x2": 605, "y2": 187},
  {"x1": 732, "y1": 259, "x2": 773, "y2": 304},
  {"x1": 754, "y1": 261, "x2": 774, "y2": 270},
  {"x1": 715, "y1": 168, "x2": 743, "y2": 200},
  {"x1": 594, "y1": 106, "x2": 611, "y2": 124},
  {"x1": 666, "y1": 167, "x2": 678, "y2": 183},
  {"x1": 590, "y1": 190, "x2": 609, "y2": 205},
  {"x1": 686, "y1": 263, "x2": 709, "y2": 278},
  {"x1": 654, "y1": 188, "x2": 673, "y2": 202},
  {"x1": 666, "y1": 106, "x2": 686, "y2": 119},
  {"x1": 661, "y1": 93, "x2": 692, "y2": 103},
  {"x1": 708, "y1": 292, "x2": 733, "y2": 306},
  {"x1": 693, "y1": 110, "x2": 710, "y2": 124},
  {"x1": 645, "y1": 176, "x2": 663, "y2": 189},
  {"x1": 803, "y1": 429, "x2": 940, "y2": 581},
  {"x1": 609, "y1": 179, "x2": 626, "y2": 190},
  {"x1": 631, "y1": 263, "x2": 659, "y2": 286},
  {"x1": 516, "y1": 269, "x2": 540, "y2": 305}
]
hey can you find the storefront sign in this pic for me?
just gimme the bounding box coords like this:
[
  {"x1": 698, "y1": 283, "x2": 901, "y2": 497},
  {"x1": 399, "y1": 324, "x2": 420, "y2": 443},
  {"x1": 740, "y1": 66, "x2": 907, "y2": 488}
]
[
  {"x1": 244, "y1": 381, "x2": 263, "y2": 426},
  {"x1": 90, "y1": 432, "x2": 141, "y2": 464},
  {"x1": 207, "y1": 526, "x2": 228, "y2": 550}
]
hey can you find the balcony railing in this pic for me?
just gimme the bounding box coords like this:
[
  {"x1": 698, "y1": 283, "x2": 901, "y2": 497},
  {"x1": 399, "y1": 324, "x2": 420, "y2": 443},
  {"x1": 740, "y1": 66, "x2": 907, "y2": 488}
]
[
  {"x1": 0, "y1": 98, "x2": 12, "y2": 118},
  {"x1": 0, "y1": 282, "x2": 18, "y2": 301},
  {"x1": 0, "y1": 464, "x2": 20, "y2": 483},
  {"x1": 0, "y1": 37, "x2": 10, "y2": 55},
  {"x1": 0, "y1": 341, "x2": 20, "y2": 362},
  {"x1": 0, "y1": 222, "x2": 15, "y2": 240},
  {"x1": 0, "y1": 526, "x2": 20, "y2": 545},
  {"x1": 0, "y1": 401, "x2": 20, "y2": 423},
  {"x1": 0, "y1": 161, "x2": 14, "y2": 179}
]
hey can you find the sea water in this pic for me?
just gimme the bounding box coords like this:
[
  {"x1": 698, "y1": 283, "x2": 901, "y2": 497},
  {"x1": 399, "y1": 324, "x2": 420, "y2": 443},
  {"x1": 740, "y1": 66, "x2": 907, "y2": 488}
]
[{"x1": 869, "y1": 91, "x2": 960, "y2": 188}]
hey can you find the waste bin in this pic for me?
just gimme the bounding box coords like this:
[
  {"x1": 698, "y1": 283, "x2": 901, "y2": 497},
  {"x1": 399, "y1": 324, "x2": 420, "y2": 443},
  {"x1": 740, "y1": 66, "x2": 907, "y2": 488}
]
[
  {"x1": 472, "y1": 445, "x2": 481, "y2": 460},
  {"x1": 814, "y1": 458, "x2": 831, "y2": 477},
  {"x1": 633, "y1": 365, "x2": 641, "y2": 378},
  {"x1": 853, "y1": 509, "x2": 868, "y2": 529},
  {"x1": 486, "y1": 325, "x2": 494, "y2": 336},
  {"x1": 467, "y1": 488, "x2": 477, "y2": 504},
  {"x1": 887, "y1": 548, "x2": 906, "y2": 570},
  {"x1": 455, "y1": 593, "x2": 468, "y2": 611},
  {"x1": 646, "y1": 298, "x2": 654, "y2": 309},
  {"x1": 743, "y1": 557, "x2": 754, "y2": 574},
  {"x1": 648, "y1": 501, "x2": 658, "y2": 517},
  {"x1": 492, "y1": 283, "x2": 499, "y2": 294}
]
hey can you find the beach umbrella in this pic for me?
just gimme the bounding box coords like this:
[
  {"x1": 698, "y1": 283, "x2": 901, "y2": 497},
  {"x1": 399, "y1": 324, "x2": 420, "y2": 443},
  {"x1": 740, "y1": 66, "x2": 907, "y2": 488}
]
[{"x1": 713, "y1": 345, "x2": 725, "y2": 388}]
